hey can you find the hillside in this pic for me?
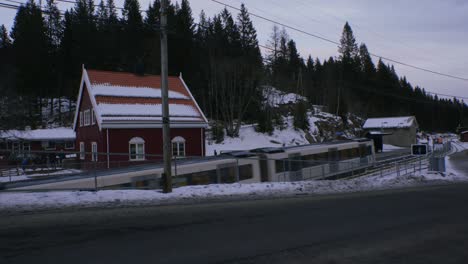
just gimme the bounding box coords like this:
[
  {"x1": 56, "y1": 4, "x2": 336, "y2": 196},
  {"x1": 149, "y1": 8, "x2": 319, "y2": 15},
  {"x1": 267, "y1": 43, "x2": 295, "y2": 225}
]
[{"x1": 206, "y1": 88, "x2": 363, "y2": 156}]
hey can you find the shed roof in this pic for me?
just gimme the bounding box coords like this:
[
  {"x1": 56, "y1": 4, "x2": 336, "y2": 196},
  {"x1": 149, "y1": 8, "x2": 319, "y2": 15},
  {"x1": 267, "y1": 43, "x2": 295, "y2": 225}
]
[
  {"x1": 73, "y1": 69, "x2": 208, "y2": 130},
  {"x1": 0, "y1": 128, "x2": 75, "y2": 141},
  {"x1": 363, "y1": 116, "x2": 418, "y2": 129}
]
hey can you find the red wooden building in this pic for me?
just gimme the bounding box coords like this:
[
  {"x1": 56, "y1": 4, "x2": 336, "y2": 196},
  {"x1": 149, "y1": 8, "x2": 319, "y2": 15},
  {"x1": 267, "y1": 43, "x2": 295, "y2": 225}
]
[{"x1": 73, "y1": 68, "x2": 208, "y2": 168}]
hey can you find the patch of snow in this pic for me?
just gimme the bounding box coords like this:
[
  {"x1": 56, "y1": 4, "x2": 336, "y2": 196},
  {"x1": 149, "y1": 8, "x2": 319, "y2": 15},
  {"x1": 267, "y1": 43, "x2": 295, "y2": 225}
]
[
  {"x1": 0, "y1": 127, "x2": 75, "y2": 141},
  {"x1": 207, "y1": 115, "x2": 320, "y2": 155},
  {"x1": 382, "y1": 144, "x2": 406, "y2": 152},
  {"x1": 263, "y1": 86, "x2": 306, "y2": 107},
  {"x1": 0, "y1": 169, "x2": 82, "y2": 183},
  {"x1": 92, "y1": 84, "x2": 189, "y2": 100},
  {"x1": 363, "y1": 116, "x2": 415, "y2": 129},
  {"x1": 98, "y1": 103, "x2": 200, "y2": 117}
]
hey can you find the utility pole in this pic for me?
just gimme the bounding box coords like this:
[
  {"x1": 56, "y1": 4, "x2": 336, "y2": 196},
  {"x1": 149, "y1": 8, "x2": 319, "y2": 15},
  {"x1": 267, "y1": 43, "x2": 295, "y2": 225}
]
[{"x1": 160, "y1": 0, "x2": 172, "y2": 193}]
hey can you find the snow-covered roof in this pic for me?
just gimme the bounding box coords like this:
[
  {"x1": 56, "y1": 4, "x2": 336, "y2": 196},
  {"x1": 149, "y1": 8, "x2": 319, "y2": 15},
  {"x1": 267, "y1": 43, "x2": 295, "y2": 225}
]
[
  {"x1": 0, "y1": 127, "x2": 75, "y2": 141},
  {"x1": 73, "y1": 69, "x2": 208, "y2": 130},
  {"x1": 92, "y1": 85, "x2": 189, "y2": 99},
  {"x1": 363, "y1": 116, "x2": 418, "y2": 129},
  {"x1": 98, "y1": 104, "x2": 200, "y2": 117}
]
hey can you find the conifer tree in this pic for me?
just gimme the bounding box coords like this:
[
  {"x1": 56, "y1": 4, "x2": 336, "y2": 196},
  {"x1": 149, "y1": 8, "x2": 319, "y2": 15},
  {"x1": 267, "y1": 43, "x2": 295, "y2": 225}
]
[
  {"x1": 0, "y1": 25, "x2": 11, "y2": 48},
  {"x1": 338, "y1": 22, "x2": 359, "y2": 63},
  {"x1": 11, "y1": 0, "x2": 50, "y2": 125},
  {"x1": 293, "y1": 101, "x2": 310, "y2": 131},
  {"x1": 121, "y1": 0, "x2": 144, "y2": 71}
]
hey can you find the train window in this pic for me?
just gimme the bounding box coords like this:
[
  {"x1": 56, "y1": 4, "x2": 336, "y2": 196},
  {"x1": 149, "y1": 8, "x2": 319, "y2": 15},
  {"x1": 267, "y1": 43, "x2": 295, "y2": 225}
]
[
  {"x1": 188, "y1": 169, "x2": 217, "y2": 185},
  {"x1": 366, "y1": 146, "x2": 373, "y2": 156},
  {"x1": 288, "y1": 154, "x2": 302, "y2": 172},
  {"x1": 359, "y1": 145, "x2": 367, "y2": 158},
  {"x1": 219, "y1": 166, "x2": 237, "y2": 183},
  {"x1": 318, "y1": 152, "x2": 328, "y2": 161},
  {"x1": 349, "y1": 148, "x2": 359, "y2": 159},
  {"x1": 239, "y1": 164, "x2": 253, "y2": 180},
  {"x1": 275, "y1": 159, "x2": 289, "y2": 173},
  {"x1": 339, "y1": 149, "x2": 348, "y2": 160}
]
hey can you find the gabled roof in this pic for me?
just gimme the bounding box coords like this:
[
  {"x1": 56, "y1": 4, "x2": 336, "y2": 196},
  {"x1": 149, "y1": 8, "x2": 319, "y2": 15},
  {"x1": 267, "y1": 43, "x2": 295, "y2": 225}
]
[
  {"x1": 73, "y1": 68, "x2": 208, "y2": 130},
  {"x1": 363, "y1": 116, "x2": 418, "y2": 129}
]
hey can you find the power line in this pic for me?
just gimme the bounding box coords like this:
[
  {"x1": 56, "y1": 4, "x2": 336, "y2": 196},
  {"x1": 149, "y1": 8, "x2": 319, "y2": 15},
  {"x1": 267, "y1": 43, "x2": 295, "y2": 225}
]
[{"x1": 210, "y1": 0, "x2": 468, "y2": 83}]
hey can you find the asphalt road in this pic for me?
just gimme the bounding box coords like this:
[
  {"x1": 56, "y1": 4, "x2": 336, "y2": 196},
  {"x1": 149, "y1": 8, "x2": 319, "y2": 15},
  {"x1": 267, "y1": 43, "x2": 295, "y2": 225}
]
[
  {"x1": 449, "y1": 150, "x2": 468, "y2": 173},
  {"x1": 2, "y1": 183, "x2": 468, "y2": 264}
]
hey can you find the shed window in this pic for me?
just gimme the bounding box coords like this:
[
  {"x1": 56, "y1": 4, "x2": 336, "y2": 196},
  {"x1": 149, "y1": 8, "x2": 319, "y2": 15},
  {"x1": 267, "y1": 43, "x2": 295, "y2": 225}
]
[
  {"x1": 129, "y1": 137, "x2": 145, "y2": 160},
  {"x1": 79, "y1": 142, "x2": 85, "y2": 160},
  {"x1": 12, "y1": 142, "x2": 19, "y2": 153},
  {"x1": 65, "y1": 141, "x2": 75, "y2": 149},
  {"x1": 172, "y1": 136, "x2": 186, "y2": 157},
  {"x1": 22, "y1": 142, "x2": 31, "y2": 153},
  {"x1": 83, "y1": 110, "x2": 91, "y2": 126}
]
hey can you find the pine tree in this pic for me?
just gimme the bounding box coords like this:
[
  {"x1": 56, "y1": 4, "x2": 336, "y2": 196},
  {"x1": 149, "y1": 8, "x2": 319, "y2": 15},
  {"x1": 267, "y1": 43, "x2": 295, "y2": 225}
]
[
  {"x1": 293, "y1": 101, "x2": 310, "y2": 131},
  {"x1": 338, "y1": 22, "x2": 359, "y2": 63},
  {"x1": 173, "y1": 0, "x2": 195, "y2": 75},
  {"x1": 44, "y1": 0, "x2": 63, "y2": 49},
  {"x1": 237, "y1": 4, "x2": 258, "y2": 51},
  {"x1": 0, "y1": 24, "x2": 12, "y2": 49},
  {"x1": 11, "y1": 0, "x2": 50, "y2": 126},
  {"x1": 96, "y1": 0, "x2": 109, "y2": 31},
  {"x1": 121, "y1": 0, "x2": 144, "y2": 71},
  {"x1": 359, "y1": 43, "x2": 375, "y2": 76}
]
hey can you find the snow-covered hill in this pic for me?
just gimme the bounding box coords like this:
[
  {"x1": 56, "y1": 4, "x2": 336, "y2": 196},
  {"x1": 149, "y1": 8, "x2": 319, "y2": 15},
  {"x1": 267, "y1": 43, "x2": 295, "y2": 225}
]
[{"x1": 206, "y1": 107, "x2": 363, "y2": 156}]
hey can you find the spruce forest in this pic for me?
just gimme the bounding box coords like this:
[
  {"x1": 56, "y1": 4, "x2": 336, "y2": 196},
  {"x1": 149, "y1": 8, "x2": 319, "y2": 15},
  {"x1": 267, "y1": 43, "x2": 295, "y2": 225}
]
[{"x1": 0, "y1": 0, "x2": 466, "y2": 135}]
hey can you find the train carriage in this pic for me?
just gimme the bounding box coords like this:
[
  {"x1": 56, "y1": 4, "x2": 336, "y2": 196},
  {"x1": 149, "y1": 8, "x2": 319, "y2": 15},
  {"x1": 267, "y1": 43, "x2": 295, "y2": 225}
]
[{"x1": 9, "y1": 139, "x2": 375, "y2": 190}]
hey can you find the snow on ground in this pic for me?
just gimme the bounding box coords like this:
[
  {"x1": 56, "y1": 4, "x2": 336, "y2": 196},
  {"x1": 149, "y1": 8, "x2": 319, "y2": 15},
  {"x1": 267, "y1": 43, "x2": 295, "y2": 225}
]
[
  {"x1": 263, "y1": 86, "x2": 306, "y2": 107},
  {"x1": 1, "y1": 156, "x2": 467, "y2": 213},
  {"x1": 206, "y1": 115, "x2": 319, "y2": 155},
  {"x1": 382, "y1": 144, "x2": 406, "y2": 152},
  {"x1": 0, "y1": 168, "x2": 82, "y2": 183}
]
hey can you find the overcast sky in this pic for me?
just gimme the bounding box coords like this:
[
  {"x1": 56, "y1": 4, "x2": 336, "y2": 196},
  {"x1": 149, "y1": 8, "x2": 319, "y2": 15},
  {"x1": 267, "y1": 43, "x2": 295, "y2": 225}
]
[{"x1": 1, "y1": 0, "x2": 467, "y2": 101}]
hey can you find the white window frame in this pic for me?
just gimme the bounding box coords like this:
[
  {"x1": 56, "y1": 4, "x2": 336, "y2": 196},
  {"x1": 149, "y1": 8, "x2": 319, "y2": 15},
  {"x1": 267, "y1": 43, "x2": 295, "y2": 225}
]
[
  {"x1": 83, "y1": 109, "x2": 91, "y2": 126},
  {"x1": 79, "y1": 142, "x2": 85, "y2": 160},
  {"x1": 129, "y1": 137, "x2": 145, "y2": 161},
  {"x1": 79, "y1": 111, "x2": 83, "y2": 127},
  {"x1": 91, "y1": 109, "x2": 96, "y2": 125},
  {"x1": 171, "y1": 136, "x2": 186, "y2": 157},
  {"x1": 12, "y1": 142, "x2": 19, "y2": 153},
  {"x1": 64, "y1": 141, "x2": 75, "y2": 150},
  {"x1": 91, "y1": 142, "x2": 98, "y2": 162},
  {"x1": 43, "y1": 141, "x2": 56, "y2": 150},
  {"x1": 22, "y1": 142, "x2": 31, "y2": 153}
]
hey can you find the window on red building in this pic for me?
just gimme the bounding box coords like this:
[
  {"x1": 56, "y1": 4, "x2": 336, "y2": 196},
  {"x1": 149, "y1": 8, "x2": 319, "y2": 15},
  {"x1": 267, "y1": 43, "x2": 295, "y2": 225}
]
[
  {"x1": 172, "y1": 136, "x2": 186, "y2": 157},
  {"x1": 129, "y1": 137, "x2": 145, "y2": 160}
]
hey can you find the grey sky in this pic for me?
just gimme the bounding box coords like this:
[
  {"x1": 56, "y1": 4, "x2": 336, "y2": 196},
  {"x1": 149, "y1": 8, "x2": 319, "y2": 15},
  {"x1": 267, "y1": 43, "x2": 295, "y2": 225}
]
[{"x1": 1, "y1": 0, "x2": 467, "y2": 101}]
